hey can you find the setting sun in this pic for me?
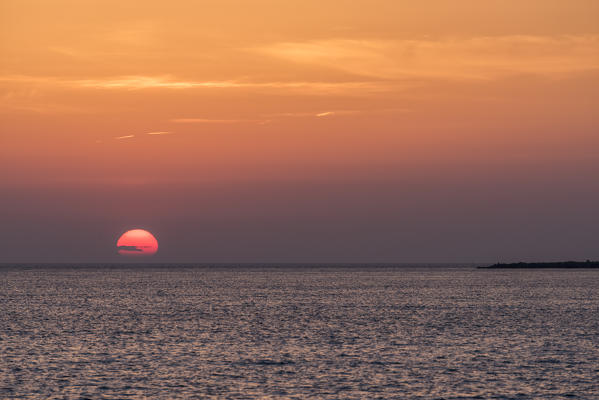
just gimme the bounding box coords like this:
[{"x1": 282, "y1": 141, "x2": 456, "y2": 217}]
[{"x1": 117, "y1": 229, "x2": 158, "y2": 256}]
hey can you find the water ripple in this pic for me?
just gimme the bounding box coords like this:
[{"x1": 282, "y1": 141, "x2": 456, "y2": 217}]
[{"x1": 0, "y1": 267, "x2": 598, "y2": 398}]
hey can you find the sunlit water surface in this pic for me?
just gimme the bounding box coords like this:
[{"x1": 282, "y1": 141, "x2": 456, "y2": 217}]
[{"x1": 1, "y1": 266, "x2": 598, "y2": 399}]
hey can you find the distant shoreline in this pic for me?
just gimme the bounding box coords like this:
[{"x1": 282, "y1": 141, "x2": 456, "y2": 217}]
[
  {"x1": 0, "y1": 263, "x2": 474, "y2": 268},
  {"x1": 479, "y1": 261, "x2": 599, "y2": 269},
  {"x1": 1, "y1": 262, "x2": 597, "y2": 269}
]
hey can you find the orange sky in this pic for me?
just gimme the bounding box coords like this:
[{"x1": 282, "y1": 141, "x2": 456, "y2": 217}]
[{"x1": 1, "y1": 1, "x2": 598, "y2": 262}]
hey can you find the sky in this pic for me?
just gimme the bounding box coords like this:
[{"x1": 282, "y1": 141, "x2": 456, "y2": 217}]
[{"x1": 1, "y1": 0, "x2": 598, "y2": 263}]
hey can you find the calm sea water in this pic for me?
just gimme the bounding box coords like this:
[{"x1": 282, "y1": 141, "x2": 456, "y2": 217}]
[{"x1": 1, "y1": 266, "x2": 598, "y2": 399}]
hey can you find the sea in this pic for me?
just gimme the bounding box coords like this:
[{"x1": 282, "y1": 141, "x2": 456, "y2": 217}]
[{"x1": 1, "y1": 265, "x2": 598, "y2": 399}]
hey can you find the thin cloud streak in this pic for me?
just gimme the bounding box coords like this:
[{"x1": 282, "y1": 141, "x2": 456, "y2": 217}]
[
  {"x1": 112, "y1": 132, "x2": 172, "y2": 141},
  {"x1": 268, "y1": 108, "x2": 411, "y2": 118},
  {"x1": 316, "y1": 111, "x2": 334, "y2": 117},
  {"x1": 68, "y1": 77, "x2": 382, "y2": 93},
  {"x1": 170, "y1": 118, "x2": 268, "y2": 124},
  {"x1": 0, "y1": 75, "x2": 387, "y2": 94}
]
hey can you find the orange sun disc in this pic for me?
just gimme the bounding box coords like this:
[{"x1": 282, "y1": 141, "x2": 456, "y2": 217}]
[{"x1": 117, "y1": 229, "x2": 158, "y2": 256}]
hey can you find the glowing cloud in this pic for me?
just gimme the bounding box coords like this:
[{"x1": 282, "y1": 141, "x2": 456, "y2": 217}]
[
  {"x1": 316, "y1": 111, "x2": 334, "y2": 117},
  {"x1": 255, "y1": 35, "x2": 599, "y2": 80}
]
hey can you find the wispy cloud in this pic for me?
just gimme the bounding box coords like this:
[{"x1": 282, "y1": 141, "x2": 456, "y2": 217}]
[
  {"x1": 75, "y1": 76, "x2": 238, "y2": 89},
  {"x1": 316, "y1": 111, "x2": 334, "y2": 117},
  {"x1": 72, "y1": 76, "x2": 383, "y2": 93},
  {"x1": 0, "y1": 75, "x2": 383, "y2": 95},
  {"x1": 2, "y1": 34, "x2": 596, "y2": 118},
  {"x1": 268, "y1": 108, "x2": 411, "y2": 119},
  {"x1": 112, "y1": 132, "x2": 172, "y2": 141},
  {"x1": 254, "y1": 35, "x2": 599, "y2": 80},
  {"x1": 268, "y1": 110, "x2": 350, "y2": 118},
  {"x1": 170, "y1": 118, "x2": 269, "y2": 124},
  {"x1": 117, "y1": 245, "x2": 144, "y2": 252}
]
